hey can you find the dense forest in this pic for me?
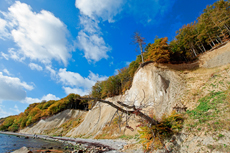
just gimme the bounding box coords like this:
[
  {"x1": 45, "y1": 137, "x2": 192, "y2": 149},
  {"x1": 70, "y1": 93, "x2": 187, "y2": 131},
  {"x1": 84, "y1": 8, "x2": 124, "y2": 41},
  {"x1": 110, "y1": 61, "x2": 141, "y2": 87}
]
[{"x1": 0, "y1": 0, "x2": 230, "y2": 132}]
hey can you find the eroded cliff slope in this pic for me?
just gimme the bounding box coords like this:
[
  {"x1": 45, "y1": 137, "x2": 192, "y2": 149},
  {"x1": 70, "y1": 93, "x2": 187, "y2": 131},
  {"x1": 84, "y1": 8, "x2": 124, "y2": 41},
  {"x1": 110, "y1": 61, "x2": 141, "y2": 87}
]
[{"x1": 19, "y1": 43, "x2": 230, "y2": 152}]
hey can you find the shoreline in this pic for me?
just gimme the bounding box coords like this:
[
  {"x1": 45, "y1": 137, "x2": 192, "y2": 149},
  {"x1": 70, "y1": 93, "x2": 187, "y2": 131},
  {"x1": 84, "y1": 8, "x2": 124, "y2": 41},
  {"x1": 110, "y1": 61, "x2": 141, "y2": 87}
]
[{"x1": 0, "y1": 131, "x2": 126, "y2": 152}]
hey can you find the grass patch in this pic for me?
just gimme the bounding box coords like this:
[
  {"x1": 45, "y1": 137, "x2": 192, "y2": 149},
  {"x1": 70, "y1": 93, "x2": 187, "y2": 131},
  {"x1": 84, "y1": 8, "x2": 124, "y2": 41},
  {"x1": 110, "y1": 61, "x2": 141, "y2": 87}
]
[
  {"x1": 119, "y1": 135, "x2": 134, "y2": 140},
  {"x1": 186, "y1": 87, "x2": 230, "y2": 132},
  {"x1": 207, "y1": 144, "x2": 230, "y2": 152}
]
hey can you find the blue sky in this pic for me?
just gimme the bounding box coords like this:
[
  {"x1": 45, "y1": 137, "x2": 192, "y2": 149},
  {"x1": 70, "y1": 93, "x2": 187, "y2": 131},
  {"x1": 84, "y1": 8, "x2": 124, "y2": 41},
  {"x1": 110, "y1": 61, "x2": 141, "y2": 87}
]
[{"x1": 0, "y1": 0, "x2": 217, "y2": 118}]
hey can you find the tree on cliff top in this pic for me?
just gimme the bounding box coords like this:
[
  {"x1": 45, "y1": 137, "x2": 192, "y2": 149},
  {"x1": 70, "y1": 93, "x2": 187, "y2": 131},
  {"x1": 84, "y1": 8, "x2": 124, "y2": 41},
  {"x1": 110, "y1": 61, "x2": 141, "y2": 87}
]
[{"x1": 133, "y1": 32, "x2": 146, "y2": 63}]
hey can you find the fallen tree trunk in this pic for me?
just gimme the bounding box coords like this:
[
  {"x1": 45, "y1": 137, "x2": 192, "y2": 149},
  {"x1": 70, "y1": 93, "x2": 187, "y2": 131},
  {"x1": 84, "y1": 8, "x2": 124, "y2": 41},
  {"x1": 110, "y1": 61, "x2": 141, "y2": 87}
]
[{"x1": 77, "y1": 98, "x2": 159, "y2": 125}]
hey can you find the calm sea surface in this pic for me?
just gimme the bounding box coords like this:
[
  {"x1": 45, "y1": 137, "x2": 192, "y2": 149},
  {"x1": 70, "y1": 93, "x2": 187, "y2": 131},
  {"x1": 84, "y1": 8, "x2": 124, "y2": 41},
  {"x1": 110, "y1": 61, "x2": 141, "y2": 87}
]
[{"x1": 0, "y1": 133, "x2": 67, "y2": 153}]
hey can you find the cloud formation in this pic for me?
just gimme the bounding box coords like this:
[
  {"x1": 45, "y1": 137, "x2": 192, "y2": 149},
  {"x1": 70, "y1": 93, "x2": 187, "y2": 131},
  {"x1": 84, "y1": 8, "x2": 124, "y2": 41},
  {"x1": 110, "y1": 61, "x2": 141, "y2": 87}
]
[
  {"x1": 75, "y1": 0, "x2": 176, "y2": 62},
  {"x1": 10, "y1": 105, "x2": 20, "y2": 113},
  {"x1": 29, "y1": 63, "x2": 43, "y2": 71},
  {"x1": 77, "y1": 28, "x2": 110, "y2": 62},
  {"x1": 22, "y1": 94, "x2": 60, "y2": 104},
  {"x1": 58, "y1": 68, "x2": 107, "y2": 96},
  {"x1": 75, "y1": 0, "x2": 123, "y2": 22},
  {"x1": 0, "y1": 104, "x2": 11, "y2": 118},
  {"x1": 77, "y1": 15, "x2": 111, "y2": 62},
  {"x1": 0, "y1": 71, "x2": 33, "y2": 101},
  {"x1": 3, "y1": 69, "x2": 10, "y2": 75},
  {"x1": 0, "y1": 18, "x2": 10, "y2": 39},
  {"x1": 0, "y1": 1, "x2": 71, "y2": 66},
  {"x1": 76, "y1": 0, "x2": 115, "y2": 63}
]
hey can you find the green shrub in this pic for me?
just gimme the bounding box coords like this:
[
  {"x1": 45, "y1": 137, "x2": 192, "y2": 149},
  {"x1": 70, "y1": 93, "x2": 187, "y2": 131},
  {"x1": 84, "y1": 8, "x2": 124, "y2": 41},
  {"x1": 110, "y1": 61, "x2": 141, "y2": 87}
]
[{"x1": 138, "y1": 111, "x2": 184, "y2": 151}]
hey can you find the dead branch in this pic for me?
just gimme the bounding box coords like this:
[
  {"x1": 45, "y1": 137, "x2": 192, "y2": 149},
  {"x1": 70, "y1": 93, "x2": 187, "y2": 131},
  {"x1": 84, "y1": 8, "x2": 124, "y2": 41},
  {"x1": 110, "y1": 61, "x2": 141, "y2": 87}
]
[
  {"x1": 77, "y1": 98, "x2": 159, "y2": 125},
  {"x1": 117, "y1": 101, "x2": 135, "y2": 109},
  {"x1": 109, "y1": 110, "x2": 118, "y2": 126}
]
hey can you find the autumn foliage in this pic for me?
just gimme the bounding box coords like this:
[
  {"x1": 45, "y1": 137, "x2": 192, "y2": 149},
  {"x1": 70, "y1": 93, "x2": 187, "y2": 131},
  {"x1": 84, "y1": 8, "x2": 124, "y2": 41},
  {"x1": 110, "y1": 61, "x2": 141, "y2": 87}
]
[
  {"x1": 0, "y1": 94, "x2": 88, "y2": 132},
  {"x1": 145, "y1": 37, "x2": 170, "y2": 63},
  {"x1": 138, "y1": 111, "x2": 184, "y2": 151}
]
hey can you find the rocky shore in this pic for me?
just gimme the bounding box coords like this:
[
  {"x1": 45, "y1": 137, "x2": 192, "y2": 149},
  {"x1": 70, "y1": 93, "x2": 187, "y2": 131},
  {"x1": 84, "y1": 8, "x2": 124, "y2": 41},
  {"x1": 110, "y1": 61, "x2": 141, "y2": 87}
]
[{"x1": 0, "y1": 131, "x2": 127, "y2": 152}]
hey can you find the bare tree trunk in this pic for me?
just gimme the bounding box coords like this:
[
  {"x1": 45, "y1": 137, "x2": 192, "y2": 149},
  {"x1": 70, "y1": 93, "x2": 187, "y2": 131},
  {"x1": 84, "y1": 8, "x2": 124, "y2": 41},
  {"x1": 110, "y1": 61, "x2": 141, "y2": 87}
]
[
  {"x1": 209, "y1": 42, "x2": 213, "y2": 48},
  {"x1": 217, "y1": 35, "x2": 223, "y2": 43},
  {"x1": 224, "y1": 24, "x2": 230, "y2": 31},
  {"x1": 201, "y1": 43, "x2": 206, "y2": 52},
  {"x1": 139, "y1": 42, "x2": 144, "y2": 63},
  {"x1": 224, "y1": 24, "x2": 230, "y2": 35},
  {"x1": 133, "y1": 32, "x2": 145, "y2": 64},
  {"x1": 198, "y1": 44, "x2": 204, "y2": 53},
  {"x1": 208, "y1": 35, "x2": 215, "y2": 46},
  {"x1": 191, "y1": 47, "x2": 197, "y2": 57},
  {"x1": 210, "y1": 16, "x2": 226, "y2": 37}
]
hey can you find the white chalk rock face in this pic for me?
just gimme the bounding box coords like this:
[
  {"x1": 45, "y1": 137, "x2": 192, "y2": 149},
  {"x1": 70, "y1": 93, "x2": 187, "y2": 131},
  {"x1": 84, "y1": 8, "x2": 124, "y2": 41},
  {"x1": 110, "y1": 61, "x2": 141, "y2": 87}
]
[
  {"x1": 66, "y1": 63, "x2": 185, "y2": 137},
  {"x1": 124, "y1": 64, "x2": 184, "y2": 118},
  {"x1": 20, "y1": 63, "x2": 185, "y2": 137},
  {"x1": 20, "y1": 109, "x2": 86, "y2": 135}
]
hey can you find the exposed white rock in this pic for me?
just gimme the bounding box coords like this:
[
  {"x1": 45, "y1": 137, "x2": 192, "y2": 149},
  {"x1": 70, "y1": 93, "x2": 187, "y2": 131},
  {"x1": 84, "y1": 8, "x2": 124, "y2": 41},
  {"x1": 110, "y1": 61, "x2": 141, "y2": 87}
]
[
  {"x1": 20, "y1": 109, "x2": 86, "y2": 135},
  {"x1": 11, "y1": 146, "x2": 32, "y2": 153}
]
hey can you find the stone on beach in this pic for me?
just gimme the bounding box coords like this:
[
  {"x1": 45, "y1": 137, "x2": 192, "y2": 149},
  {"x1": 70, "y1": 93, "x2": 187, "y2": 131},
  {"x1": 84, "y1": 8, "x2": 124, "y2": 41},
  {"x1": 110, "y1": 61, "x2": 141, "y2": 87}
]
[{"x1": 11, "y1": 146, "x2": 32, "y2": 153}]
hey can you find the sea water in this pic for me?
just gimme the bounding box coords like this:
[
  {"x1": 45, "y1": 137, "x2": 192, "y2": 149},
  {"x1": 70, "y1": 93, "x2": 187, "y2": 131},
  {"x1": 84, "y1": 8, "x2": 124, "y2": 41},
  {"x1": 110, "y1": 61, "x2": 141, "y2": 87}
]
[{"x1": 0, "y1": 133, "x2": 66, "y2": 153}]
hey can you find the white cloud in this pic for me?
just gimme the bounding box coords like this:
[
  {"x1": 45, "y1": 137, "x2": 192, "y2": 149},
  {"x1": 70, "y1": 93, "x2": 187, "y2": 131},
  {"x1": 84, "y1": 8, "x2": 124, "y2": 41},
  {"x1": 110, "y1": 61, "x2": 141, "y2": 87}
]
[
  {"x1": 63, "y1": 87, "x2": 88, "y2": 97},
  {"x1": 79, "y1": 16, "x2": 99, "y2": 34},
  {"x1": 59, "y1": 68, "x2": 92, "y2": 88},
  {"x1": 75, "y1": 0, "x2": 176, "y2": 62},
  {"x1": 114, "y1": 69, "x2": 119, "y2": 75},
  {"x1": 4, "y1": 0, "x2": 13, "y2": 5},
  {"x1": 10, "y1": 105, "x2": 20, "y2": 113},
  {"x1": 29, "y1": 63, "x2": 43, "y2": 71},
  {"x1": 22, "y1": 93, "x2": 60, "y2": 104},
  {"x1": 1, "y1": 52, "x2": 9, "y2": 60},
  {"x1": 0, "y1": 72, "x2": 33, "y2": 101},
  {"x1": 76, "y1": 11, "x2": 112, "y2": 62},
  {"x1": 78, "y1": 30, "x2": 110, "y2": 62},
  {"x1": 42, "y1": 94, "x2": 60, "y2": 101},
  {"x1": 0, "y1": 104, "x2": 11, "y2": 118},
  {"x1": 23, "y1": 97, "x2": 40, "y2": 104},
  {"x1": 44, "y1": 67, "x2": 107, "y2": 96},
  {"x1": 0, "y1": 104, "x2": 21, "y2": 118},
  {"x1": 7, "y1": 48, "x2": 23, "y2": 61},
  {"x1": 45, "y1": 65, "x2": 57, "y2": 79},
  {"x1": 3, "y1": 69, "x2": 10, "y2": 75},
  {"x1": 1, "y1": 1, "x2": 71, "y2": 66},
  {"x1": 125, "y1": 61, "x2": 131, "y2": 66},
  {"x1": 58, "y1": 68, "x2": 107, "y2": 96},
  {"x1": 0, "y1": 18, "x2": 10, "y2": 39},
  {"x1": 75, "y1": 0, "x2": 124, "y2": 22}
]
